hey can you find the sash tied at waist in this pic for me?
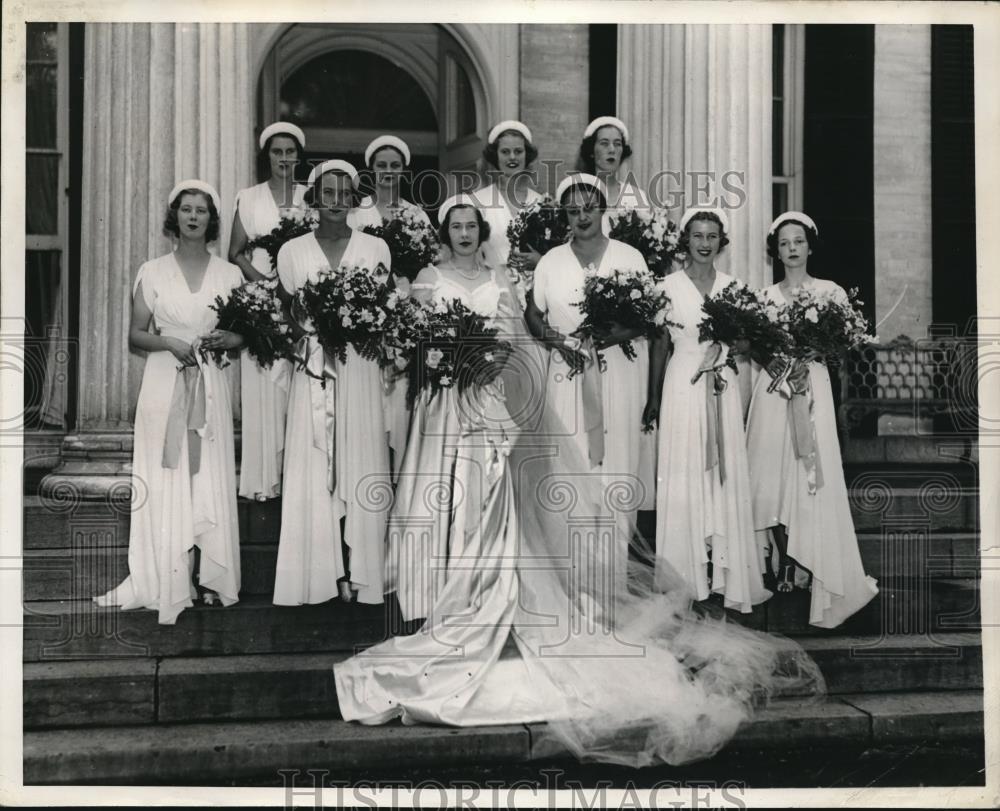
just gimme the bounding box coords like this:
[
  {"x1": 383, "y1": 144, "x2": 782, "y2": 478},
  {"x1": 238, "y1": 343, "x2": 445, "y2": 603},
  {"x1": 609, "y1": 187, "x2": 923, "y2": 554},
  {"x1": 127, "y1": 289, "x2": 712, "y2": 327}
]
[
  {"x1": 162, "y1": 361, "x2": 212, "y2": 475},
  {"x1": 787, "y1": 363, "x2": 824, "y2": 494},
  {"x1": 299, "y1": 334, "x2": 338, "y2": 493},
  {"x1": 580, "y1": 341, "x2": 605, "y2": 468},
  {"x1": 691, "y1": 342, "x2": 729, "y2": 485}
]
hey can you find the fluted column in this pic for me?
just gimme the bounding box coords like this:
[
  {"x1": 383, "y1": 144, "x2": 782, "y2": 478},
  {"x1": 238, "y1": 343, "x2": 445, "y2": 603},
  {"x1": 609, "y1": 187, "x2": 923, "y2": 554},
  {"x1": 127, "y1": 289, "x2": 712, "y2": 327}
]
[
  {"x1": 618, "y1": 24, "x2": 772, "y2": 290},
  {"x1": 42, "y1": 23, "x2": 253, "y2": 498}
]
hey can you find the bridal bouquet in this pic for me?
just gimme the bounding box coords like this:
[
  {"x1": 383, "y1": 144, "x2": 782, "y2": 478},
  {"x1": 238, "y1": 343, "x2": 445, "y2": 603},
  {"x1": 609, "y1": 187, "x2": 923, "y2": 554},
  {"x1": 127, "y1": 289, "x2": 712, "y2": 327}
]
[
  {"x1": 381, "y1": 291, "x2": 430, "y2": 373},
  {"x1": 606, "y1": 207, "x2": 684, "y2": 277},
  {"x1": 208, "y1": 278, "x2": 294, "y2": 369},
  {"x1": 506, "y1": 195, "x2": 570, "y2": 257},
  {"x1": 362, "y1": 208, "x2": 440, "y2": 283},
  {"x1": 295, "y1": 263, "x2": 394, "y2": 365},
  {"x1": 408, "y1": 298, "x2": 511, "y2": 403},
  {"x1": 245, "y1": 205, "x2": 319, "y2": 271},
  {"x1": 573, "y1": 264, "x2": 672, "y2": 372},
  {"x1": 784, "y1": 286, "x2": 877, "y2": 362}
]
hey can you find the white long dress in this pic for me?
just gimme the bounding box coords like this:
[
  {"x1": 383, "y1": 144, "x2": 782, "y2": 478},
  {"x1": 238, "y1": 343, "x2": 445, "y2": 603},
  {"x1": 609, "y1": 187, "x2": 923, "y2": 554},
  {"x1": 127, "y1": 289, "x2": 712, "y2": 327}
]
[
  {"x1": 746, "y1": 281, "x2": 878, "y2": 627},
  {"x1": 653, "y1": 270, "x2": 771, "y2": 614},
  {"x1": 384, "y1": 266, "x2": 515, "y2": 622},
  {"x1": 531, "y1": 239, "x2": 656, "y2": 589},
  {"x1": 347, "y1": 195, "x2": 432, "y2": 480},
  {"x1": 273, "y1": 229, "x2": 393, "y2": 606},
  {"x1": 95, "y1": 254, "x2": 243, "y2": 625},
  {"x1": 233, "y1": 181, "x2": 307, "y2": 500},
  {"x1": 470, "y1": 182, "x2": 543, "y2": 270}
]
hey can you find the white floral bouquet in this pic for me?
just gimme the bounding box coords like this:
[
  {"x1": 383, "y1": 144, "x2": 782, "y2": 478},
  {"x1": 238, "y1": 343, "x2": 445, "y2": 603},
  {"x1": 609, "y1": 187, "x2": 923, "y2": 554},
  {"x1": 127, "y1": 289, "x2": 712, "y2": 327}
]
[
  {"x1": 380, "y1": 291, "x2": 429, "y2": 374},
  {"x1": 295, "y1": 263, "x2": 394, "y2": 364},
  {"x1": 573, "y1": 264, "x2": 673, "y2": 371},
  {"x1": 698, "y1": 282, "x2": 793, "y2": 375},
  {"x1": 408, "y1": 297, "x2": 511, "y2": 403},
  {"x1": 784, "y1": 286, "x2": 877, "y2": 362},
  {"x1": 209, "y1": 278, "x2": 294, "y2": 369},
  {"x1": 606, "y1": 207, "x2": 684, "y2": 277},
  {"x1": 245, "y1": 205, "x2": 319, "y2": 271},
  {"x1": 506, "y1": 195, "x2": 570, "y2": 257},
  {"x1": 362, "y1": 207, "x2": 440, "y2": 283}
]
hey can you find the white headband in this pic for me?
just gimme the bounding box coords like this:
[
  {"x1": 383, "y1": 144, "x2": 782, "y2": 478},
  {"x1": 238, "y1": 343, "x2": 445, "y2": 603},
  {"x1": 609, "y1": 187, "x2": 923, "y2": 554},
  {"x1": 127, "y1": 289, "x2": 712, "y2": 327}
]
[
  {"x1": 583, "y1": 116, "x2": 630, "y2": 143},
  {"x1": 306, "y1": 159, "x2": 360, "y2": 189},
  {"x1": 768, "y1": 210, "x2": 818, "y2": 236},
  {"x1": 555, "y1": 173, "x2": 609, "y2": 204},
  {"x1": 679, "y1": 206, "x2": 730, "y2": 233},
  {"x1": 487, "y1": 120, "x2": 533, "y2": 146},
  {"x1": 258, "y1": 122, "x2": 306, "y2": 151},
  {"x1": 438, "y1": 193, "x2": 480, "y2": 226},
  {"x1": 365, "y1": 135, "x2": 412, "y2": 167},
  {"x1": 168, "y1": 179, "x2": 221, "y2": 212}
]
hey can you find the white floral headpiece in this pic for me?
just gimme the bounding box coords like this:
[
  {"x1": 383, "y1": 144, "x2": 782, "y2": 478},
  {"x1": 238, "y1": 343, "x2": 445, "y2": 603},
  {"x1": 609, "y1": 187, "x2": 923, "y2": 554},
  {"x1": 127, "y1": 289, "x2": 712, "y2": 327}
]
[
  {"x1": 583, "y1": 116, "x2": 630, "y2": 143},
  {"x1": 307, "y1": 159, "x2": 360, "y2": 189},
  {"x1": 487, "y1": 120, "x2": 533, "y2": 145},
  {"x1": 679, "y1": 206, "x2": 730, "y2": 233},
  {"x1": 258, "y1": 122, "x2": 306, "y2": 150},
  {"x1": 365, "y1": 135, "x2": 411, "y2": 167},
  {"x1": 768, "y1": 211, "x2": 818, "y2": 236},
  {"x1": 168, "y1": 179, "x2": 221, "y2": 212}
]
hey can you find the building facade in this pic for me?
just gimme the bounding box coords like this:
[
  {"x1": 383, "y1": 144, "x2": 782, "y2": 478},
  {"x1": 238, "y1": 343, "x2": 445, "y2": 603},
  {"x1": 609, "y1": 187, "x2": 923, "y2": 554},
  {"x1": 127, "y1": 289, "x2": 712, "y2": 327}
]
[{"x1": 24, "y1": 22, "x2": 977, "y2": 496}]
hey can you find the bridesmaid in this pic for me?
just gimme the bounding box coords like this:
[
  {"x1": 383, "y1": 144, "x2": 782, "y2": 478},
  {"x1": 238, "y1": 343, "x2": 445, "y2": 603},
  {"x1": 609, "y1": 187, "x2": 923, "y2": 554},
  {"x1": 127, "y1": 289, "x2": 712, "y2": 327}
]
[
  {"x1": 95, "y1": 180, "x2": 244, "y2": 624},
  {"x1": 746, "y1": 211, "x2": 878, "y2": 627},
  {"x1": 644, "y1": 208, "x2": 771, "y2": 614},
  {"x1": 348, "y1": 134, "x2": 432, "y2": 237},
  {"x1": 575, "y1": 116, "x2": 649, "y2": 234},
  {"x1": 470, "y1": 120, "x2": 543, "y2": 276},
  {"x1": 525, "y1": 174, "x2": 652, "y2": 593},
  {"x1": 273, "y1": 160, "x2": 393, "y2": 606},
  {"x1": 384, "y1": 193, "x2": 516, "y2": 622},
  {"x1": 348, "y1": 134, "x2": 432, "y2": 480},
  {"x1": 227, "y1": 122, "x2": 308, "y2": 501}
]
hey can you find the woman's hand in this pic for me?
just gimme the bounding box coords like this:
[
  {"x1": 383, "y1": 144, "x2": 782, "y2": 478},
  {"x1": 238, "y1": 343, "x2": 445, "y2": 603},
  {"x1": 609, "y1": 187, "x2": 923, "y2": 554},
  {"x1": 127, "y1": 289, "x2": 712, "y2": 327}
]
[
  {"x1": 509, "y1": 247, "x2": 541, "y2": 273},
  {"x1": 199, "y1": 329, "x2": 241, "y2": 352},
  {"x1": 642, "y1": 400, "x2": 660, "y2": 431},
  {"x1": 165, "y1": 337, "x2": 198, "y2": 367},
  {"x1": 733, "y1": 337, "x2": 751, "y2": 357}
]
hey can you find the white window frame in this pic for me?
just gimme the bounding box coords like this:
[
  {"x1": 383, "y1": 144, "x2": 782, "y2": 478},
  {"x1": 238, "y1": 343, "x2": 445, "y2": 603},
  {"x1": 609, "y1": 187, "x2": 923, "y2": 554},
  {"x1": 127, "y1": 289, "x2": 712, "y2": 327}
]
[{"x1": 773, "y1": 24, "x2": 805, "y2": 213}]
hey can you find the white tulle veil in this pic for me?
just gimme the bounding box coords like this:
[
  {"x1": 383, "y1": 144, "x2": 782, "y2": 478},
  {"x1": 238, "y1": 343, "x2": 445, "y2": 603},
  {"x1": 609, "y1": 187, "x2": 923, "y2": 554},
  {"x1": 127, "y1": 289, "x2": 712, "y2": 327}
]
[{"x1": 420, "y1": 266, "x2": 828, "y2": 768}]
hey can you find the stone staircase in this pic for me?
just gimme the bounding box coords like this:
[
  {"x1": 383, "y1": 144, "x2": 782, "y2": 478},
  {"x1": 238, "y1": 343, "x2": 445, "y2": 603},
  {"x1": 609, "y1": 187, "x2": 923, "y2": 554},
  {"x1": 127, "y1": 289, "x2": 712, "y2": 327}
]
[{"x1": 20, "y1": 455, "x2": 984, "y2": 786}]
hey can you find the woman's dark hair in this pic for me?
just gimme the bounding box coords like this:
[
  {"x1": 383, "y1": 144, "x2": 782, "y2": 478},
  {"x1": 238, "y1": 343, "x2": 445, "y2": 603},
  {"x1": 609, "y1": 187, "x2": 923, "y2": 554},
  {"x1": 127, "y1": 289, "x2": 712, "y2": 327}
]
[
  {"x1": 437, "y1": 204, "x2": 491, "y2": 249},
  {"x1": 255, "y1": 132, "x2": 305, "y2": 183},
  {"x1": 766, "y1": 218, "x2": 819, "y2": 260},
  {"x1": 678, "y1": 211, "x2": 730, "y2": 255},
  {"x1": 482, "y1": 130, "x2": 539, "y2": 170},
  {"x1": 575, "y1": 127, "x2": 633, "y2": 174},
  {"x1": 303, "y1": 170, "x2": 364, "y2": 209},
  {"x1": 162, "y1": 190, "x2": 220, "y2": 243}
]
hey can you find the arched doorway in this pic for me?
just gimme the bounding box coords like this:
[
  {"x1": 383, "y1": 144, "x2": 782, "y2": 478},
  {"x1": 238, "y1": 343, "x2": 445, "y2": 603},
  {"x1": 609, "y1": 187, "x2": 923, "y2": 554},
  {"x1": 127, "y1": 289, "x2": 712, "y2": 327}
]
[{"x1": 256, "y1": 23, "x2": 493, "y2": 208}]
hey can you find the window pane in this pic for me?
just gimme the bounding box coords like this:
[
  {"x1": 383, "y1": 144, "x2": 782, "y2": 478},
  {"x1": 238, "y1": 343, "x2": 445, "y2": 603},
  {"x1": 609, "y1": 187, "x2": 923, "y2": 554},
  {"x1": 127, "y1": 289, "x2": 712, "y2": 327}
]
[
  {"x1": 26, "y1": 153, "x2": 60, "y2": 234},
  {"x1": 27, "y1": 64, "x2": 58, "y2": 149},
  {"x1": 27, "y1": 23, "x2": 58, "y2": 62},
  {"x1": 454, "y1": 60, "x2": 476, "y2": 138},
  {"x1": 773, "y1": 183, "x2": 788, "y2": 220},
  {"x1": 772, "y1": 98, "x2": 784, "y2": 175},
  {"x1": 281, "y1": 50, "x2": 437, "y2": 130},
  {"x1": 772, "y1": 24, "x2": 785, "y2": 93}
]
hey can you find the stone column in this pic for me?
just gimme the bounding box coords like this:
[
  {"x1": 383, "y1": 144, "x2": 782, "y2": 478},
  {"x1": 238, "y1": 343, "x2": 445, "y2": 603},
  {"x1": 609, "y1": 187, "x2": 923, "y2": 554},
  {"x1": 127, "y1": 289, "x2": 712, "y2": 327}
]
[
  {"x1": 41, "y1": 23, "x2": 254, "y2": 499},
  {"x1": 618, "y1": 24, "x2": 772, "y2": 290},
  {"x1": 873, "y1": 25, "x2": 933, "y2": 435},
  {"x1": 618, "y1": 24, "x2": 772, "y2": 405},
  {"x1": 519, "y1": 24, "x2": 590, "y2": 194}
]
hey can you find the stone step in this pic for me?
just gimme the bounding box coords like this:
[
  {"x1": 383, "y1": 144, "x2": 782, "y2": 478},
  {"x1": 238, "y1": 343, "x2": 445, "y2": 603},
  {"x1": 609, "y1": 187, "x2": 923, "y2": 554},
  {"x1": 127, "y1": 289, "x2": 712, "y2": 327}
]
[
  {"x1": 21, "y1": 530, "x2": 980, "y2": 603},
  {"x1": 23, "y1": 473, "x2": 979, "y2": 553},
  {"x1": 22, "y1": 690, "x2": 984, "y2": 785},
  {"x1": 23, "y1": 577, "x2": 981, "y2": 663},
  {"x1": 22, "y1": 632, "x2": 982, "y2": 730}
]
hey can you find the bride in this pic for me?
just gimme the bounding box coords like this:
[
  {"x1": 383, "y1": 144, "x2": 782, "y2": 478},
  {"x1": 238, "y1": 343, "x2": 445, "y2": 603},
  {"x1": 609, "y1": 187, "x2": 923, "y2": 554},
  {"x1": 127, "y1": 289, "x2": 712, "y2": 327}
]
[{"x1": 334, "y1": 197, "x2": 825, "y2": 768}]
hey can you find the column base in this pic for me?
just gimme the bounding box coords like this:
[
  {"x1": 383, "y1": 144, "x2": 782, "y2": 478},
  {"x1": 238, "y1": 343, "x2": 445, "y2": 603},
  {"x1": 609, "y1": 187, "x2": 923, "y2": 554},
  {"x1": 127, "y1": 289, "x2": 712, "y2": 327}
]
[{"x1": 37, "y1": 431, "x2": 134, "y2": 504}]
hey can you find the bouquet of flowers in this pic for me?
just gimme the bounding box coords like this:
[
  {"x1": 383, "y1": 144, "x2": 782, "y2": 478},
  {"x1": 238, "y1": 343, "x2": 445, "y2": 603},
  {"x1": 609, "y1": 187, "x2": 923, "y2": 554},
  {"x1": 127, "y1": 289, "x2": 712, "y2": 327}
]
[
  {"x1": 407, "y1": 298, "x2": 511, "y2": 405},
  {"x1": 295, "y1": 263, "x2": 394, "y2": 365},
  {"x1": 362, "y1": 208, "x2": 440, "y2": 283},
  {"x1": 784, "y1": 286, "x2": 877, "y2": 362},
  {"x1": 380, "y1": 291, "x2": 430, "y2": 374},
  {"x1": 206, "y1": 278, "x2": 294, "y2": 369},
  {"x1": 245, "y1": 205, "x2": 319, "y2": 271},
  {"x1": 697, "y1": 281, "x2": 791, "y2": 374},
  {"x1": 506, "y1": 195, "x2": 570, "y2": 257},
  {"x1": 606, "y1": 207, "x2": 684, "y2": 277},
  {"x1": 573, "y1": 264, "x2": 673, "y2": 371}
]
